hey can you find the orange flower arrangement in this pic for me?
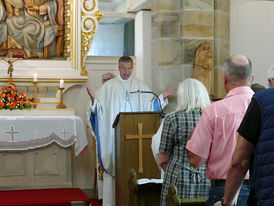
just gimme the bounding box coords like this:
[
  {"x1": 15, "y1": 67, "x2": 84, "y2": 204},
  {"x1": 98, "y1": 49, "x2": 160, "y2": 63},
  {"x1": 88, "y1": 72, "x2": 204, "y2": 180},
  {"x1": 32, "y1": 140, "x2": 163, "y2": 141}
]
[{"x1": 0, "y1": 79, "x2": 37, "y2": 110}]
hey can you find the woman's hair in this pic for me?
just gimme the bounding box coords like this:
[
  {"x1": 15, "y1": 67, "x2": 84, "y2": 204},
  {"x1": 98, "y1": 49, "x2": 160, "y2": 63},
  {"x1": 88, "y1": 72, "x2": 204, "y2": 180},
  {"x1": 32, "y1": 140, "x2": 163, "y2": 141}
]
[{"x1": 176, "y1": 78, "x2": 211, "y2": 112}]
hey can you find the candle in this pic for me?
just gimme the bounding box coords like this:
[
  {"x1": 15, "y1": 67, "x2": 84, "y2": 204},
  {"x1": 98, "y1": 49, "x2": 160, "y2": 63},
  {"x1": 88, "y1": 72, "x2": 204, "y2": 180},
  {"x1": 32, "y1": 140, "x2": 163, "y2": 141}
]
[
  {"x1": 60, "y1": 79, "x2": 64, "y2": 88},
  {"x1": 33, "y1": 73, "x2": 38, "y2": 82}
]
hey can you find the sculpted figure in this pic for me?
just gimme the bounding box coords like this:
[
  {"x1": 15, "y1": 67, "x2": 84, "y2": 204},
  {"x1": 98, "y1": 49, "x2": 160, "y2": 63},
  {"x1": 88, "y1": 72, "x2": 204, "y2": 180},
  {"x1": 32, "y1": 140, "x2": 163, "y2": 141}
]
[
  {"x1": 4, "y1": 0, "x2": 64, "y2": 58},
  {"x1": 192, "y1": 42, "x2": 213, "y2": 94},
  {"x1": 4, "y1": 0, "x2": 24, "y2": 17},
  {"x1": 0, "y1": 57, "x2": 21, "y2": 78},
  {"x1": 0, "y1": 1, "x2": 7, "y2": 55}
]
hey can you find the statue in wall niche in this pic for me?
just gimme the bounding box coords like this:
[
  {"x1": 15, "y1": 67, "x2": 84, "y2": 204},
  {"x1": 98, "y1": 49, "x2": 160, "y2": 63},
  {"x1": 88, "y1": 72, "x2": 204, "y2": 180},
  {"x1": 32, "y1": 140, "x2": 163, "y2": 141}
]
[
  {"x1": 192, "y1": 42, "x2": 213, "y2": 94},
  {"x1": 0, "y1": 0, "x2": 64, "y2": 59}
]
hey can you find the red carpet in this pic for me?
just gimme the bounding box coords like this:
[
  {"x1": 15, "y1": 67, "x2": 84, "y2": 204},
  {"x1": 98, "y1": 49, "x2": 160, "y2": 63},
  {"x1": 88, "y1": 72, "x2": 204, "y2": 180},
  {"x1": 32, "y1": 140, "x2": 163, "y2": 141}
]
[
  {"x1": 90, "y1": 199, "x2": 102, "y2": 206},
  {"x1": 0, "y1": 188, "x2": 92, "y2": 206}
]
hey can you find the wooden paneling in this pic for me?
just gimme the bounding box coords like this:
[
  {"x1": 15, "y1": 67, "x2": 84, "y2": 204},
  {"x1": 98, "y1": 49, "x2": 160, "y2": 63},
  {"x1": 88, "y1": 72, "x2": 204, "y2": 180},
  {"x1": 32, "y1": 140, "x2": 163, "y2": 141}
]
[
  {"x1": 0, "y1": 144, "x2": 71, "y2": 189},
  {"x1": 114, "y1": 112, "x2": 161, "y2": 206}
]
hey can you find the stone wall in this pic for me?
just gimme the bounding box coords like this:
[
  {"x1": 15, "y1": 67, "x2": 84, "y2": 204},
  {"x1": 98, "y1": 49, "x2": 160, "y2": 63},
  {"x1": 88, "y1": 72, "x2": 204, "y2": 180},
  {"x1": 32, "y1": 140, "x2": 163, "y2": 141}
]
[
  {"x1": 181, "y1": 0, "x2": 214, "y2": 95},
  {"x1": 214, "y1": 0, "x2": 230, "y2": 99},
  {"x1": 151, "y1": 0, "x2": 230, "y2": 112},
  {"x1": 151, "y1": 0, "x2": 180, "y2": 113}
]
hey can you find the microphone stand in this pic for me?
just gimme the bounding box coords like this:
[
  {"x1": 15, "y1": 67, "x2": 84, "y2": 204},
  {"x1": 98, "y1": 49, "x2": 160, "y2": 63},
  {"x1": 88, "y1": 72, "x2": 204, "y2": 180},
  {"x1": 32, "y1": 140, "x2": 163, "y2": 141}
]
[{"x1": 130, "y1": 90, "x2": 165, "y2": 118}]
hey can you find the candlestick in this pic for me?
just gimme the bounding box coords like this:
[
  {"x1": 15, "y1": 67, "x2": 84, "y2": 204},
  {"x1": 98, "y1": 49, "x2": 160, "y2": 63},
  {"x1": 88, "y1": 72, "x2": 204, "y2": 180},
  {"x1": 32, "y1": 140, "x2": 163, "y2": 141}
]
[
  {"x1": 60, "y1": 79, "x2": 64, "y2": 88},
  {"x1": 33, "y1": 73, "x2": 38, "y2": 82},
  {"x1": 31, "y1": 82, "x2": 40, "y2": 103},
  {"x1": 56, "y1": 88, "x2": 66, "y2": 109}
]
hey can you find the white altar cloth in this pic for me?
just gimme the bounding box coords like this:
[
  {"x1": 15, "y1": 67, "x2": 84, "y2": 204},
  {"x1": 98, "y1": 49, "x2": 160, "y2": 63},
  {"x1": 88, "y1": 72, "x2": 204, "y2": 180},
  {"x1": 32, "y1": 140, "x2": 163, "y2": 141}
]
[{"x1": 0, "y1": 116, "x2": 87, "y2": 156}]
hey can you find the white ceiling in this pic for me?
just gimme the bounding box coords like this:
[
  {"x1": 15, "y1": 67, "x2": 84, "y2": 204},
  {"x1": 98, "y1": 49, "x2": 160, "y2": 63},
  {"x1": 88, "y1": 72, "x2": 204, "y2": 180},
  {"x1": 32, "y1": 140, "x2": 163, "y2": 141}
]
[
  {"x1": 98, "y1": 0, "x2": 127, "y2": 12},
  {"x1": 98, "y1": 0, "x2": 151, "y2": 12}
]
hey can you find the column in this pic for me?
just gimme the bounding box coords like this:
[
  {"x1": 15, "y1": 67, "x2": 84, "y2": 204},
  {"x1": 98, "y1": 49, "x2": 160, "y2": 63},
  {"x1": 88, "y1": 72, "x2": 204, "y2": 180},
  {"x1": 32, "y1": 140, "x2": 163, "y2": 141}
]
[{"x1": 135, "y1": 10, "x2": 152, "y2": 88}]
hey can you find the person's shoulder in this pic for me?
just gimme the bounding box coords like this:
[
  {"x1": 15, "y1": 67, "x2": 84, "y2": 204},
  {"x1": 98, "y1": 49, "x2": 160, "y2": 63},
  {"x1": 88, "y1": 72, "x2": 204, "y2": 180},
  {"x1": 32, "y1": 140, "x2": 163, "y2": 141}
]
[
  {"x1": 198, "y1": 101, "x2": 216, "y2": 117},
  {"x1": 184, "y1": 109, "x2": 202, "y2": 116},
  {"x1": 254, "y1": 87, "x2": 274, "y2": 100},
  {"x1": 164, "y1": 111, "x2": 179, "y2": 121},
  {"x1": 132, "y1": 77, "x2": 150, "y2": 89},
  {"x1": 132, "y1": 76, "x2": 145, "y2": 84},
  {"x1": 96, "y1": 77, "x2": 117, "y2": 96},
  {"x1": 176, "y1": 110, "x2": 201, "y2": 120},
  {"x1": 102, "y1": 76, "x2": 118, "y2": 87}
]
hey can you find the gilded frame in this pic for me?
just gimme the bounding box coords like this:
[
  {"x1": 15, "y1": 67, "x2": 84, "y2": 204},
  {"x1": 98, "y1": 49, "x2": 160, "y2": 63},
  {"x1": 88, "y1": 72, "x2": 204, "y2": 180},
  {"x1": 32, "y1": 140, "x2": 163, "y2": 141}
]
[
  {"x1": 0, "y1": 0, "x2": 102, "y2": 81},
  {"x1": 81, "y1": 0, "x2": 103, "y2": 76}
]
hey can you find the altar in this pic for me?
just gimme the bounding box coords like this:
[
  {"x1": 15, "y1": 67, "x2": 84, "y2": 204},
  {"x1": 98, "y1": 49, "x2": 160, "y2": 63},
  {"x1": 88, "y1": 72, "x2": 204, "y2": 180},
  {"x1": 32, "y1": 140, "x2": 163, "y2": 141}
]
[{"x1": 0, "y1": 111, "x2": 88, "y2": 190}]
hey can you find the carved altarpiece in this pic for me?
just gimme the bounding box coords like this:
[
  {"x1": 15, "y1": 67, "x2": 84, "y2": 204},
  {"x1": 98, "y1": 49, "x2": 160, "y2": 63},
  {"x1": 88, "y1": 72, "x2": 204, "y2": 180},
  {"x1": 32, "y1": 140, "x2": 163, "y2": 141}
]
[
  {"x1": 0, "y1": 0, "x2": 102, "y2": 189},
  {"x1": 0, "y1": 0, "x2": 102, "y2": 86},
  {"x1": 0, "y1": 0, "x2": 103, "y2": 105}
]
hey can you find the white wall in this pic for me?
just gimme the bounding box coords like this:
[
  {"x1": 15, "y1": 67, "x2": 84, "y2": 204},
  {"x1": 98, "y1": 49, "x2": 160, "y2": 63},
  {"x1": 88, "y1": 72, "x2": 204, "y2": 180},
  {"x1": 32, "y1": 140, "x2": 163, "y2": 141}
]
[{"x1": 230, "y1": 0, "x2": 274, "y2": 87}]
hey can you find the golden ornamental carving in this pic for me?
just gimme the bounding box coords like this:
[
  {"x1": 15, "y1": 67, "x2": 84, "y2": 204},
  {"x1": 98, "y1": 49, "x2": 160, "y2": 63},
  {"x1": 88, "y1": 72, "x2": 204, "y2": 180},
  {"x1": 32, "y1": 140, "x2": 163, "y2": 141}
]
[
  {"x1": 65, "y1": 0, "x2": 72, "y2": 61},
  {"x1": 83, "y1": 0, "x2": 96, "y2": 12},
  {"x1": 81, "y1": 0, "x2": 103, "y2": 76}
]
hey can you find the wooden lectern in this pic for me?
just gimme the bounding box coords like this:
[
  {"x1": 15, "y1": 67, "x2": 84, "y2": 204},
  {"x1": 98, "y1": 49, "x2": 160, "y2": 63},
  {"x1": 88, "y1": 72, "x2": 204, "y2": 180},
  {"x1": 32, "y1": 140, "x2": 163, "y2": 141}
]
[{"x1": 113, "y1": 112, "x2": 161, "y2": 206}]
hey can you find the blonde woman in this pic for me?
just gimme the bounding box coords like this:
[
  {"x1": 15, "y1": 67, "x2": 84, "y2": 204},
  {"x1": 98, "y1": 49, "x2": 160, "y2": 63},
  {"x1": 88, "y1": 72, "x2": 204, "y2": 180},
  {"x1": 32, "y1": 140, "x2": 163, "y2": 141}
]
[{"x1": 159, "y1": 78, "x2": 211, "y2": 206}]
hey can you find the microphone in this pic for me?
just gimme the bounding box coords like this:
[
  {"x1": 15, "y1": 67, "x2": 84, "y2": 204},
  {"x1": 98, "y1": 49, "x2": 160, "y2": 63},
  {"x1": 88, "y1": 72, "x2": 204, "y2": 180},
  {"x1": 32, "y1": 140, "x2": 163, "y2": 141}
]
[
  {"x1": 129, "y1": 90, "x2": 141, "y2": 94},
  {"x1": 130, "y1": 90, "x2": 165, "y2": 118}
]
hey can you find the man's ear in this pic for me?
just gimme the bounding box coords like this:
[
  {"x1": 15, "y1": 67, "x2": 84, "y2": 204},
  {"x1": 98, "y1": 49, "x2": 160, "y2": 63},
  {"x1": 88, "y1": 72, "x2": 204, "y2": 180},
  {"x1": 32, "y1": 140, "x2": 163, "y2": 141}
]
[
  {"x1": 223, "y1": 74, "x2": 229, "y2": 93},
  {"x1": 251, "y1": 75, "x2": 254, "y2": 84},
  {"x1": 223, "y1": 74, "x2": 228, "y2": 85}
]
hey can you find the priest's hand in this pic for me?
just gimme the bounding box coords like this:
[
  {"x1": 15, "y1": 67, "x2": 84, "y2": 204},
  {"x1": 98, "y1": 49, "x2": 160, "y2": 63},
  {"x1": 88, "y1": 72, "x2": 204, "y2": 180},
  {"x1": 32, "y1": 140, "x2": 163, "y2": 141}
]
[
  {"x1": 163, "y1": 88, "x2": 177, "y2": 98},
  {"x1": 86, "y1": 87, "x2": 95, "y2": 105}
]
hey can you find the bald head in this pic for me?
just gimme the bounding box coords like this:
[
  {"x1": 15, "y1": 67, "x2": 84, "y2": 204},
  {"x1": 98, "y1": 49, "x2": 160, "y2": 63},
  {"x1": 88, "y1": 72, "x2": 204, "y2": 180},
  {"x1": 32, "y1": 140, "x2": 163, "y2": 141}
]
[{"x1": 222, "y1": 55, "x2": 252, "y2": 85}]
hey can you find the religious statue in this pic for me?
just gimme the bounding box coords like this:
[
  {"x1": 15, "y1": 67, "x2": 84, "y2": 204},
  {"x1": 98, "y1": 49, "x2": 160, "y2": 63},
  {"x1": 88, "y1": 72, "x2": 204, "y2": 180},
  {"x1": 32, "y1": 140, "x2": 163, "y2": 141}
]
[
  {"x1": 0, "y1": 0, "x2": 7, "y2": 56},
  {"x1": 4, "y1": 0, "x2": 24, "y2": 17},
  {"x1": 0, "y1": 0, "x2": 64, "y2": 59},
  {"x1": 0, "y1": 57, "x2": 21, "y2": 79},
  {"x1": 192, "y1": 42, "x2": 213, "y2": 94}
]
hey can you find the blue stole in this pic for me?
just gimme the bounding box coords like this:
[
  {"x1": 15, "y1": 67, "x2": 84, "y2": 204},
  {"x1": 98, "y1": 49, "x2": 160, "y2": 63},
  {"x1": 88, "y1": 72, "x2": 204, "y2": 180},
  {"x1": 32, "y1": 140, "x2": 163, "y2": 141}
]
[
  {"x1": 153, "y1": 99, "x2": 160, "y2": 111},
  {"x1": 89, "y1": 98, "x2": 160, "y2": 174},
  {"x1": 89, "y1": 108, "x2": 110, "y2": 175}
]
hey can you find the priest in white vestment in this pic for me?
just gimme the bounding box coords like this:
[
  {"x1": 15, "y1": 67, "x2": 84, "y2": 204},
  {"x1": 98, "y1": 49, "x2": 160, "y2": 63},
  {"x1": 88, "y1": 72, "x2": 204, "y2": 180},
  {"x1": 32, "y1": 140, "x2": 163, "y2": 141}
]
[{"x1": 87, "y1": 56, "x2": 176, "y2": 206}]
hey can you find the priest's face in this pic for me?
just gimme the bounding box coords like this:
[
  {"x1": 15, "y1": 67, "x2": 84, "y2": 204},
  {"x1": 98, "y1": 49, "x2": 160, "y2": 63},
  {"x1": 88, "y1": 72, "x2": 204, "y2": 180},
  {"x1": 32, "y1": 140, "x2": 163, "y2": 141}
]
[{"x1": 119, "y1": 61, "x2": 133, "y2": 80}]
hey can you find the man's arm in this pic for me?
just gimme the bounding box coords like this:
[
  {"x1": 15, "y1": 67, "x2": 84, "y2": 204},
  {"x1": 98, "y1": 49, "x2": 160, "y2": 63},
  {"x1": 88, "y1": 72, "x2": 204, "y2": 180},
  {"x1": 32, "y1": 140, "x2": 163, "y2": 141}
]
[
  {"x1": 187, "y1": 127, "x2": 207, "y2": 168},
  {"x1": 187, "y1": 150, "x2": 207, "y2": 168},
  {"x1": 214, "y1": 135, "x2": 255, "y2": 206},
  {"x1": 163, "y1": 88, "x2": 177, "y2": 98},
  {"x1": 86, "y1": 87, "x2": 95, "y2": 105},
  {"x1": 159, "y1": 152, "x2": 170, "y2": 171}
]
